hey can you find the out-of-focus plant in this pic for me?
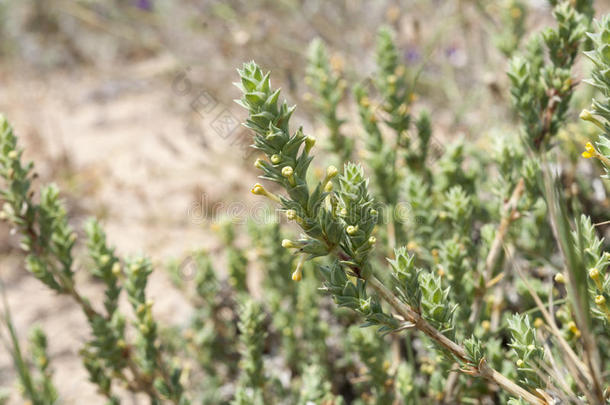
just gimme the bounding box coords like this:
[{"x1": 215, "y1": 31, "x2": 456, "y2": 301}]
[
  {"x1": 580, "y1": 15, "x2": 610, "y2": 178},
  {"x1": 1, "y1": 290, "x2": 58, "y2": 405},
  {"x1": 494, "y1": 0, "x2": 528, "y2": 57},
  {"x1": 219, "y1": 221, "x2": 249, "y2": 294},
  {"x1": 306, "y1": 38, "x2": 352, "y2": 163},
  {"x1": 506, "y1": 5, "x2": 607, "y2": 403},
  {"x1": 0, "y1": 115, "x2": 189, "y2": 404},
  {"x1": 233, "y1": 298, "x2": 266, "y2": 405}
]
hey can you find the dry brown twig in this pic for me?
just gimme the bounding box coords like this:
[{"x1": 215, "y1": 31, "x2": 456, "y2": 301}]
[
  {"x1": 468, "y1": 177, "x2": 526, "y2": 326},
  {"x1": 367, "y1": 275, "x2": 546, "y2": 405}
]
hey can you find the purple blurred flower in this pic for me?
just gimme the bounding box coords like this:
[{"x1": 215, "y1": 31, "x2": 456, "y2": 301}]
[
  {"x1": 445, "y1": 45, "x2": 467, "y2": 67},
  {"x1": 445, "y1": 45, "x2": 457, "y2": 58},
  {"x1": 135, "y1": 0, "x2": 153, "y2": 11},
  {"x1": 405, "y1": 48, "x2": 420, "y2": 63}
]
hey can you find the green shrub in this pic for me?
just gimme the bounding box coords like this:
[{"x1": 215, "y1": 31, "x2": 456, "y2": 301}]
[{"x1": 1, "y1": 2, "x2": 609, "y2": 404}]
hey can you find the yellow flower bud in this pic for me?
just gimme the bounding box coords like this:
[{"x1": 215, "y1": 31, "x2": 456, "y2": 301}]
[
  {"x1": 281, "y1": 239, "x2": 295, "y2": 248},
  {"x1": 321, "y1": 165, "x2": 338, "y2": 191},
  {"x1": 589, "y1": 268, "x2": 600, "y2": 281},
  {"x1": 7, "y1": 150, "x2": 18, "y2": 160},
  {"x1": 292, "y1": 267, "x2": 303, "y2": 281},
  {"x1": 326, "y1": 165, "x2": 338, "y2": 179},
  {"x1": 421, "y1": 364, "x2": 433, "y2": 374},
  {"x1": 595, "y1": 295, "x2": 606, "y2": 306},
  {"x1": 579, "y1": 110, "x2": 606, "y2": 131},
  {"x1": 582, "y1": 150, "x2": 594, "y2": 159},
  {"x1": 281, "y1": 166, "x2": 294, "y2": 178},
  {"x1": 527, "y1": 344, "x2": 535, "y2": 351},
  {"x1": 305, "y1": 136, "x2": 316, "y2": 152},
  {"x1": 324, "y1": 181, "x2": 333, "y2": 192},
  {"x1": 251, "y1": 183, "x2": 266, "y2": 195},
  {"x1": 100, "y1": 254, "x2": 110, "y2": 265},
  {"x1": 481, "y1": 320, "x2": 490, "y2": 331},
  {"x1": 270, "y1": 154, "x2": 281, "y2": 164},
  {"x1": 111, "y1": 262, "x2": 121, "y2": 276},
  {"x1": 285, "y1": 209, "x2": 297, "y2": 220},
  {"x1": 554, "y1": 273, "x2": 565, "y2": 284},
  {"x1": 368, "y1": 236, "x2": 376, "y2": 245},
  {"x1": 254, "y1": 158, "x2": 264, "y2": 169},
  {"x1": 579, "y1": 109, "x2": 593, "y2": 121},
  {"x1": 291, "y1": 269, "x2": 302, "y2": 281},
  {"x1": 406, "y1": 241, "x2": 418, "y2": 251},
  {"x1": 533, "y1": 318, "x2": 544, "y2": 328},
  {"x1": 292, "y1": 256, "x2": 305, "y2": 282},
  {"x1": 589, "y1": 268, "x2": 603, "y2": 290},
  {"x1": 346, "y1": 225, "x2": 358, "y2": 235},
  {"x1": 516, "y1": 359, "x2": 524, "y2": 367},
  {"x1": 282, "y1": 166, "x2": 296, "y2": 186},
  {"x1": 581, "y1": 142, "x2": 597, "y2": 159},
  {"x1": 568, "y1": 321, "x2": 580, "y2": 337},
  {"x1": 360, "y1": 96, "x2": 370, "y2": 108},
  {"x1": 251, "y1": 183, "x2": 281, "y2": 203}
]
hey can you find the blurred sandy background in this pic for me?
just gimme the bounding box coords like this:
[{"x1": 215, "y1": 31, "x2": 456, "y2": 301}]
[{"x1": 0, "y1": 1, "x2": 608, "y2": 403}]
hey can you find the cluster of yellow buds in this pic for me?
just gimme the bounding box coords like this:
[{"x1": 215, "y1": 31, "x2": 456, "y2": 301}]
[
  {"x1": 581, "y1": 141, "x2": 598, "y2": 159},
  {"x1": 322, "y1": 165, "x2": 338, "y2": 190}
]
